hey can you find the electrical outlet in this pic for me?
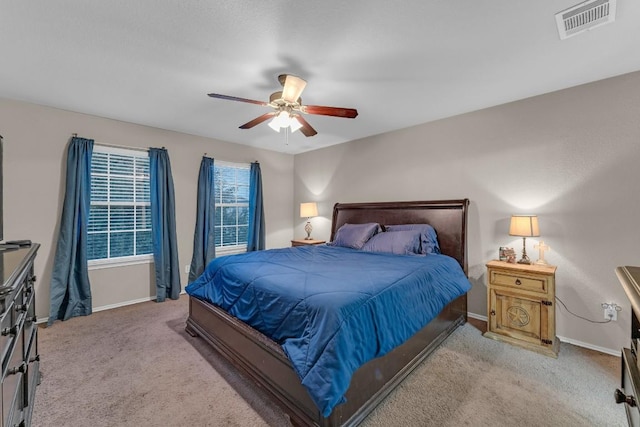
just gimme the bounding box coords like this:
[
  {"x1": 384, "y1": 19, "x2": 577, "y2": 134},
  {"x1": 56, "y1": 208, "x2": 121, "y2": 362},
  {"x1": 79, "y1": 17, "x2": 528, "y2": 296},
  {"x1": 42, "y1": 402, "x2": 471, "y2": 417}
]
[
  {"x1": 184, "y1": 264, "x2": 190, "y2": 275},
  {"x1": 602, "y1": 302, "x2": 619, "y2": 321}
]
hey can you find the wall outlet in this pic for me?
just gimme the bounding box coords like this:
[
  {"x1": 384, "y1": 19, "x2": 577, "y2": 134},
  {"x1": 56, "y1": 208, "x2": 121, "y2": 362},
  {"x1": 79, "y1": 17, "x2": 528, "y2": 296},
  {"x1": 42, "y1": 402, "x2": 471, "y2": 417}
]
[
  {"x1": 184, "y1": 264, "x2": 190, "y2": 275},
  {"x1": 602, "y1": 302, "x2": 620, "y2": 321}
]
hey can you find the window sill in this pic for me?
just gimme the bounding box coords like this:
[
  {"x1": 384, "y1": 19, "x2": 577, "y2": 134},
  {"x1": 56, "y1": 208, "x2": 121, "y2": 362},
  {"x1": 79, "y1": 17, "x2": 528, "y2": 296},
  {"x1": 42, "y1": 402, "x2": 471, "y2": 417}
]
[
  {"x1": 216, "y1": 247, "x2": 247, "y2": 257},
  {"x1": 89, "y1": 255, "x2": 154, "y2": 270}
]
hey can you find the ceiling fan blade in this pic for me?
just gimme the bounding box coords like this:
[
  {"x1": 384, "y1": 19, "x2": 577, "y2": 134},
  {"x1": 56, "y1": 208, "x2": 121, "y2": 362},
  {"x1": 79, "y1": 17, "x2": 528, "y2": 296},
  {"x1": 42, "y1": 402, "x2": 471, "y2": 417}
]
[
  {"x1": 301, "y1": 105, "x2": 358, "y2": 119},
  {"x1": 208, "y1": 93, "x2": 268, "y2": 106},
  {"x1": 239, "y1": 112, "x2": 276, "y2": 129},
  {"x1": 294, "y1": 115, "x2": 317, "y2": 137},
  {"x1": 281, "y1": 75, "x2": 307, "y2": 104}
]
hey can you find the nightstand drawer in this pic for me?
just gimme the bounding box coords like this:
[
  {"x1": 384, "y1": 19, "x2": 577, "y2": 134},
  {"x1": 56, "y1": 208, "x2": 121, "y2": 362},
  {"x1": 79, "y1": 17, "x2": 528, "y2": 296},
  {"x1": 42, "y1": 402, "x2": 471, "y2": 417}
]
[{"x1": 489, "y1": 269, "x2": 548, "y2": 293}]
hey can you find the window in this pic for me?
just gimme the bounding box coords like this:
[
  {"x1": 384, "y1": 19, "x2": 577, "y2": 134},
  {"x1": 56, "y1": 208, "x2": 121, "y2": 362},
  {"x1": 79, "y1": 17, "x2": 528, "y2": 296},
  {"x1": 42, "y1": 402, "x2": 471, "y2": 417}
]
[
  {"x1": 88, "y1": 145, "x2": 152, "y2": 266},
  {"x1": 214, "y1": 162, "x2": 250, "y2": 254}
]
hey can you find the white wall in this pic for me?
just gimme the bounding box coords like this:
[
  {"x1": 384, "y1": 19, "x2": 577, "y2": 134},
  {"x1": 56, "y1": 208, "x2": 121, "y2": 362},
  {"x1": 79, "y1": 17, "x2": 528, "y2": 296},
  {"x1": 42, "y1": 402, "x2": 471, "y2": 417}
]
[
  {"x1": 0, "y1": 98, "x2": 294, "y2": 321},
  {"x1": 293, "y1": 71, "x2": 640, "y2": 353}
]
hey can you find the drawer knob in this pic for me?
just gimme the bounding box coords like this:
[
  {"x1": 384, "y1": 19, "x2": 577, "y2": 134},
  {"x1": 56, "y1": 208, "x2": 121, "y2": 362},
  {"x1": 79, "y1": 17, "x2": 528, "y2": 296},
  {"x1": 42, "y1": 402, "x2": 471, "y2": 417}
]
[
  {"x1": 515, "y1": 279, "x2": 522, "y2": 286},
  {"x1": 615, "y1": 388, "x2": 637, "y2": 407},
  {"x1": 7, "y1": 362, "x2": 26, "y2": 376},
  {"x1": 15, "y1": 304, "x2": 27, "y2": 312},
  {"x1": 1, "y1": 325, "x2": 18, "y2": 336},
  {"x1": 490, "y1": 310, "x2": 496, "y2": 316}
]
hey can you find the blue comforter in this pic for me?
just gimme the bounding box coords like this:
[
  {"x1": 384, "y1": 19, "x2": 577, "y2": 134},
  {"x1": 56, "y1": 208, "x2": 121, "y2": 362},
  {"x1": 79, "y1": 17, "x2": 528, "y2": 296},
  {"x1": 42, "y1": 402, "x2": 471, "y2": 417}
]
[{"x1": 186, "y1": 245, "x2": 471, "y2": 416}]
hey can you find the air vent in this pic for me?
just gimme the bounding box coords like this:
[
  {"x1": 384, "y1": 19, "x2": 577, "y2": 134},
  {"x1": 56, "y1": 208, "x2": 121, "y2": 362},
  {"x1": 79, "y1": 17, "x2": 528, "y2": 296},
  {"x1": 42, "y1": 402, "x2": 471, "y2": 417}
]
[{"x1": 555, "y1": 0, "x2": 617, "y2": 40}]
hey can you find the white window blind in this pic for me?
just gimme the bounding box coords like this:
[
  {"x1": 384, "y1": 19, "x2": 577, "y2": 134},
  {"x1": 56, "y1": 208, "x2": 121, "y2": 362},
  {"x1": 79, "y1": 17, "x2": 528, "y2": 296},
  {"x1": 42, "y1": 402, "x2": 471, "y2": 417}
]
[
  {"x1": 88, "y1": 146, "x2": 152, "y2": 265},
  {"x1": 214, "y1": 162, "x2": 250, "y2": 253}
]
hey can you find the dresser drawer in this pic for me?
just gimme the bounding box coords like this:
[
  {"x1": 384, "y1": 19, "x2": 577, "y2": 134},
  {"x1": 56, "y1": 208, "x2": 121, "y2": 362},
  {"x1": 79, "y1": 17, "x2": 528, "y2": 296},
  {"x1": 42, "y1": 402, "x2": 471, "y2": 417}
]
[
  {"x1": 489, "y1": 269, "x2": 549, "y2": 294},
  {"x1": 21, "y1": 291, "x2": 35, "y2": 358},
  {"x1": 620, "y1": 348, "x2": 640, "y2": 426},
  {"x1": 2, "y1": 324, "x2": 25, "y2": 427},
  {"x1": 23, "y1": 326, "x2": 39, "y2": 420},
  {"x1": 0, "y1": 301, "x2": 16, "y2": 368}
]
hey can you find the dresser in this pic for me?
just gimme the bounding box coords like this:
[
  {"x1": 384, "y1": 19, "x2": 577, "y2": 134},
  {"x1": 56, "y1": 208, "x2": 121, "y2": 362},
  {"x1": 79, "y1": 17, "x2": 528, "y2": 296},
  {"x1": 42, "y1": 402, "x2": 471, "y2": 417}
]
[
  {"x1": 484, "y1": 260, "x2": 559, "y2": 358},
  {"x1": 0, "y1": 244, "x2": 40, "y2": 427},
  {"x1": 615, "y1": 266, "x2": 640, "y2": 426}
]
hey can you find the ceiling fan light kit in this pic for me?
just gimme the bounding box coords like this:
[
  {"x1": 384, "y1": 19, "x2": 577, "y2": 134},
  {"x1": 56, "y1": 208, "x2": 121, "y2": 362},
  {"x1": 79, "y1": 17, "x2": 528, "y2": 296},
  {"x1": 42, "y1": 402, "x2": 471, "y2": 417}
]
[
  {"x1": 268, "y1": 112, "x2": 303, "y2": 133},
  {"x1": 208, "y1": 74, "x2": 358, "y2": 138}
]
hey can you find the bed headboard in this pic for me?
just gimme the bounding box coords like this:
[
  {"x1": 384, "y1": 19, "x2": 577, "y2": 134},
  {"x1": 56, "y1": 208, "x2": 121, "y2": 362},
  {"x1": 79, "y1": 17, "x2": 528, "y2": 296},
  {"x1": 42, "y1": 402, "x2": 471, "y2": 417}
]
[{"x1": 331, "y1": 199, "x2": 470, "y2": 274}]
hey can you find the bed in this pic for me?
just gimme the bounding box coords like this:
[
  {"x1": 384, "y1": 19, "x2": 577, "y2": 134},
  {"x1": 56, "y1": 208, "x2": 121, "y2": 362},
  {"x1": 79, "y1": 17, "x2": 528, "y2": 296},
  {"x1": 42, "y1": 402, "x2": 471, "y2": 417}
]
[{"x1": 185, "y1": 199, "x2": 470, "y2": 426}]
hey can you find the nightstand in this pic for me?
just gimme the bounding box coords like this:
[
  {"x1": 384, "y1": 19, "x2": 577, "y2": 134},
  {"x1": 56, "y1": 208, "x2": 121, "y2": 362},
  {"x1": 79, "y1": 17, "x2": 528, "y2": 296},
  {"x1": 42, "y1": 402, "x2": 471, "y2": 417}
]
[
  {"x1": 291, "y1": 239, "x2": 326, "y2": 247},
  {"x1": 484, "y1": 260, "x2": 559, "y2": 358}
]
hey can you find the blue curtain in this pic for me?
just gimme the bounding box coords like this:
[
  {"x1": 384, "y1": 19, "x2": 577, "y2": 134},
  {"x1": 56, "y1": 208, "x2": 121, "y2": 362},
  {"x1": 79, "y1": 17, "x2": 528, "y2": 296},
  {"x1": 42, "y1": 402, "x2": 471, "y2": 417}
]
[
  {"x1": 188, "y1": 156, "x2": 216, "y2": 283},
  {"x1": 149, "y1": 148, "x2": 181, "y2": 301},
  {"x1": 247, "y1": 161, "x2": 265, "y2": 251},
  {"x1": 48, "y1": 137, "x2": 94, "y2": 325}
]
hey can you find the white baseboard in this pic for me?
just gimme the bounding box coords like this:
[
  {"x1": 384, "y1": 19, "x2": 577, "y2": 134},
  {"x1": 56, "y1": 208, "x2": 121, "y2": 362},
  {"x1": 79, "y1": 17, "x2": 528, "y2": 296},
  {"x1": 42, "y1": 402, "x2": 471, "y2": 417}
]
[
  {"x1": 37, "y1": 302, "x2": 622, "y2": 357},
  {"x1": 467, "y1": 312, "x2": 620, "y2": 357},
  {"x1": 468, "y1": 312, "x2": 487, "y2": 322},
  {"x1": 38, "y1": 289, "x2": 189, "y2": 325},
  {"x1": 557, "y1": 334, "x2": 620, "y2": 357}
]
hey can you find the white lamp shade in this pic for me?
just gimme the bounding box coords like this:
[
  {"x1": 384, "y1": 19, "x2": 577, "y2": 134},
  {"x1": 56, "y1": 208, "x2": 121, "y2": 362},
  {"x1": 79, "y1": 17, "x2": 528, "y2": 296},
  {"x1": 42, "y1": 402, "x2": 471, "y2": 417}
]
[
  {"x1": 509, "y1": 215, "x2": 540, "y2": 237},
  {"x1": 268, "y1": 116, "x2": 281, "y2": 132},
  {"x1": 289, "y1": 116, "x2": 303, "y2": 133},
  {"x1": 300, "y1": 202, "x2": 318, "y2": 218}
]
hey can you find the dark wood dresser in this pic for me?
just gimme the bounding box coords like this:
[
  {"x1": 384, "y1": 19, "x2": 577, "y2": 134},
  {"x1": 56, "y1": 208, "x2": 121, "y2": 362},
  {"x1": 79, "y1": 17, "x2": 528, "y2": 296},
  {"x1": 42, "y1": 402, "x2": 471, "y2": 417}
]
[
  {"x1": 616, "y1": 266, "x2": 640, "y2": 426},
  {"x1": 0, "y1": 244, "x2": 40, "y2": 427}
]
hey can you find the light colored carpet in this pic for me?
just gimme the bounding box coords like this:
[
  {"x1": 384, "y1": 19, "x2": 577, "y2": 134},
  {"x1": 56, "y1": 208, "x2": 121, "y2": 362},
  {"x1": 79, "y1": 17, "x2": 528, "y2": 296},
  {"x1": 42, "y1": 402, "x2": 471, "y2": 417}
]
[{"x1": 32, "y1": 295, "x2": 626, "y2": 427}]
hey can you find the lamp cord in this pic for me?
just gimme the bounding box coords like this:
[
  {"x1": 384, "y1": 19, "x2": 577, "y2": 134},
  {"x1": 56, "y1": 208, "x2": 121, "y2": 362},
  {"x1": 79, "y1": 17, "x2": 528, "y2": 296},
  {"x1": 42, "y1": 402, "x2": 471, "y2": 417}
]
[{"x1": 555, "y1": 296, "x2": 611, "y2": 324}]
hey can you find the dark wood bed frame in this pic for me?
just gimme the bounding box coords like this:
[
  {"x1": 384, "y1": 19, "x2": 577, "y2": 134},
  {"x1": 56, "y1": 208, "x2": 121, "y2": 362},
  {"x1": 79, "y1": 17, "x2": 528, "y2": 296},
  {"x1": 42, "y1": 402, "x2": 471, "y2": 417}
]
[{"x1": 186, "y1": 199, "x2": 470, "y2": 426}]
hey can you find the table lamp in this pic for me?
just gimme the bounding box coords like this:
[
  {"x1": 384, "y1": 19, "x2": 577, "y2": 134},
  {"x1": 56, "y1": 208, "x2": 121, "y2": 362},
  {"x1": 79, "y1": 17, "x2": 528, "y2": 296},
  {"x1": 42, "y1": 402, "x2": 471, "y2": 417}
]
[
  {"x1": 509, "y1": 215, "x2": 540, "y2": 265},
  {"x1": 300, "y1": 202, "x2": 318, "y2": 240}
]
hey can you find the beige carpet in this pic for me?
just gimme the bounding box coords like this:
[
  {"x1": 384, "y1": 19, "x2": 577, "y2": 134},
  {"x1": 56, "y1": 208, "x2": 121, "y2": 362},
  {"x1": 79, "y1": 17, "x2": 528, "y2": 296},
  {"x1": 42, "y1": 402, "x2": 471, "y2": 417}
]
[{"x1": 32, "y1": 295, "x2": 626, "y2": 427}]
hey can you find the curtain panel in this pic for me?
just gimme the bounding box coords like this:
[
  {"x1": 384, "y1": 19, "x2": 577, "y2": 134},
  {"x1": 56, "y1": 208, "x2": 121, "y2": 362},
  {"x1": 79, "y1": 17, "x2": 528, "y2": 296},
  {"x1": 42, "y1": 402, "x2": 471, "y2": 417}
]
[
  {"x1": 149, "y1": 148, "x2": 181, "y2": 301},
  {"x1": 188, "y1": 156, "x2": 216, "y2": 283},
  {"x1": 247, "y1": 161, "x2": 265, "y2": 251},
  {"x1": 48, "y1": 136, "x2": 94, "y2": 325}
]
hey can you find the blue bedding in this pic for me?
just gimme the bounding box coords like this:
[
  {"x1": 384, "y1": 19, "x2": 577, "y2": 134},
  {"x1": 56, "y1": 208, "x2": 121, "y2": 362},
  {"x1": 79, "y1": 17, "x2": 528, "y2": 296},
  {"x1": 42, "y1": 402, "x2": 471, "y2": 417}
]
[{"x1": 186, "y1": 245, "x2": 471, "y2": 416}]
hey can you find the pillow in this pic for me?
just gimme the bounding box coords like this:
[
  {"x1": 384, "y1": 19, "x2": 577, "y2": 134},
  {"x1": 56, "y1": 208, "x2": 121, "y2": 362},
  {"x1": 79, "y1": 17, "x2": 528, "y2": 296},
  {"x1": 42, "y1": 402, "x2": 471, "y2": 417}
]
[
  {"x1": 384, "y1": 224, "x2": 440, "y2": 254},
  {"x1": 328, "y1": 222, "x2": 380, "y2": 249},
  {"x1": 361, "y1": 230, "x2": 422, "y2": 255}
]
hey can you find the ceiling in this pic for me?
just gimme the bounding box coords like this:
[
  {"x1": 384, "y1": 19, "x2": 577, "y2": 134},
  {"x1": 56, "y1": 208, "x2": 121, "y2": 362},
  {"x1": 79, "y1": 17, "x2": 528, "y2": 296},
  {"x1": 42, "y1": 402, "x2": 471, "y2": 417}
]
[{"x1": 1, "y1": 1, "x2": 639, "y2": 155}]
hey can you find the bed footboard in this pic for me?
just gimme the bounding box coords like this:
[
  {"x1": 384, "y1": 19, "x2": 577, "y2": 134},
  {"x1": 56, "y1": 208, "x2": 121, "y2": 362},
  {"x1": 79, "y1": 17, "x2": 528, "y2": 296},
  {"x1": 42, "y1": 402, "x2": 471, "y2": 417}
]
[{"x1": 186, "y1": 293, "x2": 466, "y2": 427}]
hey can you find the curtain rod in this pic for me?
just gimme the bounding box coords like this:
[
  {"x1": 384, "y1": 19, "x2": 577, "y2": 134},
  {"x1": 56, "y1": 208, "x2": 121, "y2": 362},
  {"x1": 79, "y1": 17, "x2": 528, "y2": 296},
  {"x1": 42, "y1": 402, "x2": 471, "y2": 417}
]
[
  {"x1": 94, "y1": 141, "x2": 149, "y2": 153},
  {"x1": 72, "y1": 133, "x2": 149, "y2": 152}
]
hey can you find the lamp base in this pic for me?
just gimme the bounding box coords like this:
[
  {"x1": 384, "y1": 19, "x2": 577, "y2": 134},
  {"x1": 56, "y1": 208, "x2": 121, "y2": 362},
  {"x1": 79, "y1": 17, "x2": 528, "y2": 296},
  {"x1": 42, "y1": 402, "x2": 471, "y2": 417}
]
[
  {"x1": 304, "y1": 221, "x2": 313, "y2": 240},
  {"x1": 517, "y1": 237, "x2": 531, "y2": 264}
]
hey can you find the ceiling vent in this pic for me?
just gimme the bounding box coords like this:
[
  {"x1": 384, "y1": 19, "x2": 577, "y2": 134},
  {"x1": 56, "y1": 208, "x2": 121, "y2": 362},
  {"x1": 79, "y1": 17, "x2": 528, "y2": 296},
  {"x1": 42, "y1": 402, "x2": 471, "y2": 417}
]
[{"x1": 555, "y1": 0, "x2": 617, "y2": 40}]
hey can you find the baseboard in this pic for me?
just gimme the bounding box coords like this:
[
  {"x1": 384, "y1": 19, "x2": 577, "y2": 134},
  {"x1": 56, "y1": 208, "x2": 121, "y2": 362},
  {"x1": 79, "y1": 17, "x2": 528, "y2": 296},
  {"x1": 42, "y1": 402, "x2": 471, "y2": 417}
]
[
  {"x1": 37, "y1": 303, "x2": 622, "y2": 357},
  {"x1": 38, "y1": 289, "x2": 189, "y2": 325},
  {"x1": 557, "y1": 335, "x2": 620, "y2": 357},
  {"x1": 468, "y1": 312, "x2": 487, "y2": 322},
  {"x1": 467, "y1": 312, "x2": 620, "y2": 357}
]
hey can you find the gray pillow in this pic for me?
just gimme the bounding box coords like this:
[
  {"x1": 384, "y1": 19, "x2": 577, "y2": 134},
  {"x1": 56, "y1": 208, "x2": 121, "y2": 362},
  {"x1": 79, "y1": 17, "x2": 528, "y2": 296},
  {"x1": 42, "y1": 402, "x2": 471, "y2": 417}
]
[
  {"x1": 328, "y1": 223, "x2": 380, "y2": 250},
  {"x1": 361, "y1": 230, "x2": 422, "y2": 255}
]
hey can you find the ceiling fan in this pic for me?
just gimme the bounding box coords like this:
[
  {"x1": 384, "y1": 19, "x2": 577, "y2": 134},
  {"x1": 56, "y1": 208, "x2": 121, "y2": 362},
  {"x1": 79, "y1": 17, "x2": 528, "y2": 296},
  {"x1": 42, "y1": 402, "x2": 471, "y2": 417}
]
[{"x1": 207, "y1": 74, "x2": 358, "y2": 137}]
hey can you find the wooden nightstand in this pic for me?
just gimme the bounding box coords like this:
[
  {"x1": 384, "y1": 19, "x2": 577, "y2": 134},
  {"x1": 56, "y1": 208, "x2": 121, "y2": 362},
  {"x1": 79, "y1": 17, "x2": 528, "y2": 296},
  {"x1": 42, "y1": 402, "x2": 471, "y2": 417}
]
[
  {"x1": 291, "y1": 239, "x2": 326, "y2": 247},
  {"x1": 484, "y1": 260, "x2": 559, "y2": 358}
]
